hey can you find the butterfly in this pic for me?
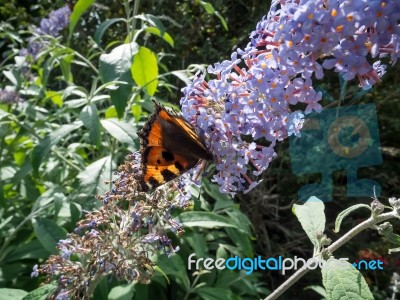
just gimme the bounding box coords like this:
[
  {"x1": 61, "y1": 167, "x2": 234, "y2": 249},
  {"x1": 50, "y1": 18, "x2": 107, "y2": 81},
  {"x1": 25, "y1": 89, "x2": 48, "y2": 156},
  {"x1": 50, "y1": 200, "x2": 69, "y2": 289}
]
[{"x1": 136, "y1": 102, "x2": 213, "y2": 192}]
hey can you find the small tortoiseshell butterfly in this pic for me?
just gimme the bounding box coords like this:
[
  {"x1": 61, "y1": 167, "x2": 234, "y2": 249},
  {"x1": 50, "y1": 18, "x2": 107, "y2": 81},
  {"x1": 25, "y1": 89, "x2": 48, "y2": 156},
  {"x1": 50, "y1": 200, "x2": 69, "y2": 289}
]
[{"x1": 136, "y1": 102, "x2": 213, "y2": 191}]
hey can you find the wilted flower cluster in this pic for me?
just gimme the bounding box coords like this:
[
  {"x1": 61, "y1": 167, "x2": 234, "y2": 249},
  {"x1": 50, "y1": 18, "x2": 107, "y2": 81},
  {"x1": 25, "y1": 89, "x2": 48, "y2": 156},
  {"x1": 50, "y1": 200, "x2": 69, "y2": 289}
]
[
  {"x1": 20, "y1": 5, "x2": 71, "y2": 58},
  {"x1": 33, "y1": 154, "x2": 191, "y2": 299},
  {"x1": 0, "y1": 87, "x2": 20, "y2": 104},
  {"x1": 180, "y1": 0, "x2": 400, "y2": 195}
]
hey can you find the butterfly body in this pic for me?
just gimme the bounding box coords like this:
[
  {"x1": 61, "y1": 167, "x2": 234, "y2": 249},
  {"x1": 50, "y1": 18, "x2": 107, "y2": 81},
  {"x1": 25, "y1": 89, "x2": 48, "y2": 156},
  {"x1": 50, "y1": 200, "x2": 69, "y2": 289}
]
[{"x1": 137, "y1": 103, "x2": 212, "y2": 191}]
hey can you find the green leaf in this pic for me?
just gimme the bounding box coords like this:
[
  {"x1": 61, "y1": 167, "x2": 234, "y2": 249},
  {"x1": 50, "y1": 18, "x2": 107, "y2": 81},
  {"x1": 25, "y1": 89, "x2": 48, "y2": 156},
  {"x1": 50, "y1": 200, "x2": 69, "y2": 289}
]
[
  {"x1": 53, "y1": 192, "x2": 66, "y2": 218},
  {"x1": 4, "y1": 240, "x2": 51, "y2": 262},
  {"x1": 94, "y1": 18, "x2": 125, "y2": 45},
  {"x1": 22, "y1": 282, "x2": 57, "y2": 300},
  {"x1": 31, "y1": 122, "x2": 82, "y2": 172},
  {"x1": 380, "y1": 230, "x2": 400, "y2": 245},
  {"x1": 135, "y1": 14, "x2": 166, "y2": 33},
  {"x1": 32, "y1": 218, "x2": 67, "y2": 253},
  {"x1": 322, "y1": 260, "x2": 373, "y2": 300},
  {"x1": 0, "y1": 215, "x2": 13, "y2": 231},
  {"x1": 108, "y1": 283, "x2": 135, "y2": 300},
  {"x1": 196, "y1": 287, "x2": 236, "y2": 300},
  {"x1": 41, "y1": 48, "x2": 74, "y2": 88},
  {"x1": 334, "y1": 204, "x2": 371, "y2": 233},
  {"x1": 225, "y1": 228, "x2": 253, "y2": 258},
  {"x1": 0, "y1": 288, "x2": 28, "y2": 300},
  {"x1": 77, "y1": 155, "x2": 114, "y2": 196},
  {"x1": 131, "y1": 46, "x2": 158, "y2": 96},
  {"x1": 186, "y1": 232, "x2": 207, "y2": 258},
  {"x1": 99, "y1": 42, "x2": 138, "y2": 118},
  {"x1": 80, "y1": 103, "x2": 101, "y2": 147},
  {"x1": 199, "y1": 1, "x2": 228, "y2": 30},
  {"x1": 105, "y1": 106, "x2": 118, "y2": 118},
  {"x1": 199, "y1": 1, "x2": 215, "y2": 13},
  {"x1": 45, "y1": 90, "x2": 63, "y2": 107},
  {"x1": 144, "y1": 27, "x2": 174, "y2": 47},
  {"x1": 214, "y1": 11, "x2": 228, "y2": 31},
  {"x1": 59, "y1": 53, "x2": 74, "y2": 83},
  {"x1": 177, "y1": 211, "x2": 237, "y2": 229},
  {"x1": 131, "y1": 103, "x2": 142, "y2": 122},
  {"x1": 155, "y1": 254, "x2": 190, "y2": 289},
  {"x1": 292, "y1": 196, "x2": 325, "y2": 247},
  {"x1": 100, "y1": 119, "x2": 138, "y2": 147},
  {"x1": 3, "y1": 69, "x2": 20, "y2": 86},
  {"x1": 68, "y1": 0, "x2": 95, "y2": 41}
]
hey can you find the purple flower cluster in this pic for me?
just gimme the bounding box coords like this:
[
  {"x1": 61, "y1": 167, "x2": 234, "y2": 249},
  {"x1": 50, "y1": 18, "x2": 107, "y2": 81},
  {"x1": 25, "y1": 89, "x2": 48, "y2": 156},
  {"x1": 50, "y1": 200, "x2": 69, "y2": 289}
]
[
  {"x1": 39, "y1": 5, "x2": 71, "y2": 36},
  {"x1": 20, "y1": 5, "x2": 71, "y2": 58},
  {"x1": 180, "y1": 0, "x2": 400, "y2": 195}
]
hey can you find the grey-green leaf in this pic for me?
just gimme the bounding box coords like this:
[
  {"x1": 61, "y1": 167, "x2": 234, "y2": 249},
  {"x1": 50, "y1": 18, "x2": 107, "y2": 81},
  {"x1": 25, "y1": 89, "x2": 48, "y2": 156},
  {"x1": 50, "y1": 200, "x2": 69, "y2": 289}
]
[
  {"x1": 108, "y1": 283, "x2": 135, "y2": 300},
  {"x1": 334, "y1": 204, "x2": 371, "y2": 233},
  {"x1": 0, "y1": 288, "x2": 28, "y2": 300},
  {"x1": 99, "y1": 42, "x2": 138, "y2": 118},
  {"x1": 31, "y1": 122, "x2": 82, "y2": 172},
  {"x1": 100, "y1": 119, "x2": 138, "y2": 147},
  {"x1": 292, "y1": 196, "x2": 325, "y2": 247},
  {"x1": 77, "y1": 155, "x2": 114, "y2": 196},
  {"x1": 22, "y1": 282, "x2": 57, "y2": 300},
  {"x1": 32, "y1": 218, "x2": 67, "y2": 253},
  {"x1": 80, "y1": 103, "x2": 101, "y2": 147},
  {"x1": 177, "y1": 212, "x2": 237, "y2": 230},
  {"x1": 322, "y1": 260, "x2": 373, "y2": 300}
]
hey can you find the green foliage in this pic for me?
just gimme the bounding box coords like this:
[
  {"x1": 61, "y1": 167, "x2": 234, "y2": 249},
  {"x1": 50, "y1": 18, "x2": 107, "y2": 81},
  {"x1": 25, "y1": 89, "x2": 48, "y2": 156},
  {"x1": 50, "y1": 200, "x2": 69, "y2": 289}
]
[{"x1": 0, "y1": 1, "x2": 268, "y2": 299}]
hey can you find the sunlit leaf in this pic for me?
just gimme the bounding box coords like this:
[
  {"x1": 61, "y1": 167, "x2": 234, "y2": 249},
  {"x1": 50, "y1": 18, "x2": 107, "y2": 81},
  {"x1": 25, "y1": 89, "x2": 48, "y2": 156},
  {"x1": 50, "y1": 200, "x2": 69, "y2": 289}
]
[
  {"x1": 131, "y1": 46, "x2": 158, "y2": 96},
  {"x1": 68, "y1": 0, "x2": 95, "y2": 41}
]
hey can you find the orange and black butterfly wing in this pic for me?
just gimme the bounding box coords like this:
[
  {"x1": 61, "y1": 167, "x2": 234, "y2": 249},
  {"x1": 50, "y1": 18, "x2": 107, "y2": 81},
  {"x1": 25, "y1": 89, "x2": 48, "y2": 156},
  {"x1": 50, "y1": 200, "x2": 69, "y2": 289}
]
[{"x1": 137, "y1": 103, "x2": 212, "y2": 191}]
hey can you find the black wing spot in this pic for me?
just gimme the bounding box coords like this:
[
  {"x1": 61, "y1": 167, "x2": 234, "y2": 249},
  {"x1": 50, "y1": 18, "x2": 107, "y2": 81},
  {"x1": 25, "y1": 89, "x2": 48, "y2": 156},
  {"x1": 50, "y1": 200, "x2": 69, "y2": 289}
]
[
  {"x1": 156, "y1": 159, "x2": 161, "y2": 164},
  {"x1": 149, "y1": 177, "x2": 159, "y2": 188},
  {"x1": 161, "y1": 169, "x2": 176, "y2": 182},
  {"x1": 162, "y1": 151, "x2": 174, "y2": 162},
  {"x1": 174, "y1": 161, "x2": 184, "y2": 171}
]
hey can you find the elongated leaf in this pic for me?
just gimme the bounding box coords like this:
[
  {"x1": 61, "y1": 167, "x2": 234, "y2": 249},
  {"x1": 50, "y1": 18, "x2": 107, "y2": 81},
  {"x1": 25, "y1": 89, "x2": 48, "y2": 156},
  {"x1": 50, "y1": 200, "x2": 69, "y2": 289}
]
[
  {"x1": 135, "y1": 14, "x2": 166, "y2": 33},
  {"x1": 100, "y1": 119, "x2": 137, "y2": 147},
  {"x1": 322, "y1": 260, "x2": 373, "y2": 300},
  {"x1": 177, "y1": 212, "x2": 237, "y2": 229},
  {"x1": 4, "y1": 240, "x2": 51, "y2": 262},
  {"x1": 80, "y1": 103, "x2": 101, "y2": 147},
  {"x1": 292, "y1": 196, "x2": 325, "y2": 247},
  {"x1": 99, "y1": 42, "x2": 138, "y2": 118},
  {"x1": 77, "y1": 155, "x2": 114, "y2": 196},
  {"x1": 94, "y1": 18, "x2": 125, "y2": 45},
  {"x1": 334, "y1": 204, "x2": 371, "y2": 233},
  {"x1": 31, "y1": 123, "x2": 82, "y2": 172},
  {"x1": 144, "y1": 27, "x2": 174, "y2": 47},
  {"x1": 0, "y1": 288, "x2": 28, "y2": 300},
  {"x1": 131, "y1": 46, "x2": 158, "y2": 96},
  {"x1": 22, "y1": 282, "x2": 57, "y2": 300},
  {"x1": 68, "y1": 0, "x2": 95, "y2": 41},
  {"x1": 32, "y1": 218, "x2": 67, "y2": 253},
  {"x1": 199, "y1": 1, "x2": 228, "y2": 30}
]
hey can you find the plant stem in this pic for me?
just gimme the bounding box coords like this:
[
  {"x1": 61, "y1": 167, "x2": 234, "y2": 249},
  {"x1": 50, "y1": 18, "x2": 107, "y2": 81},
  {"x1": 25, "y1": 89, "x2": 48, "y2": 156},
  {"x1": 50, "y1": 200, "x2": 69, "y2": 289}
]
[{"x1": 264, "y1": 211, "x2": 397, "y2": 300}]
